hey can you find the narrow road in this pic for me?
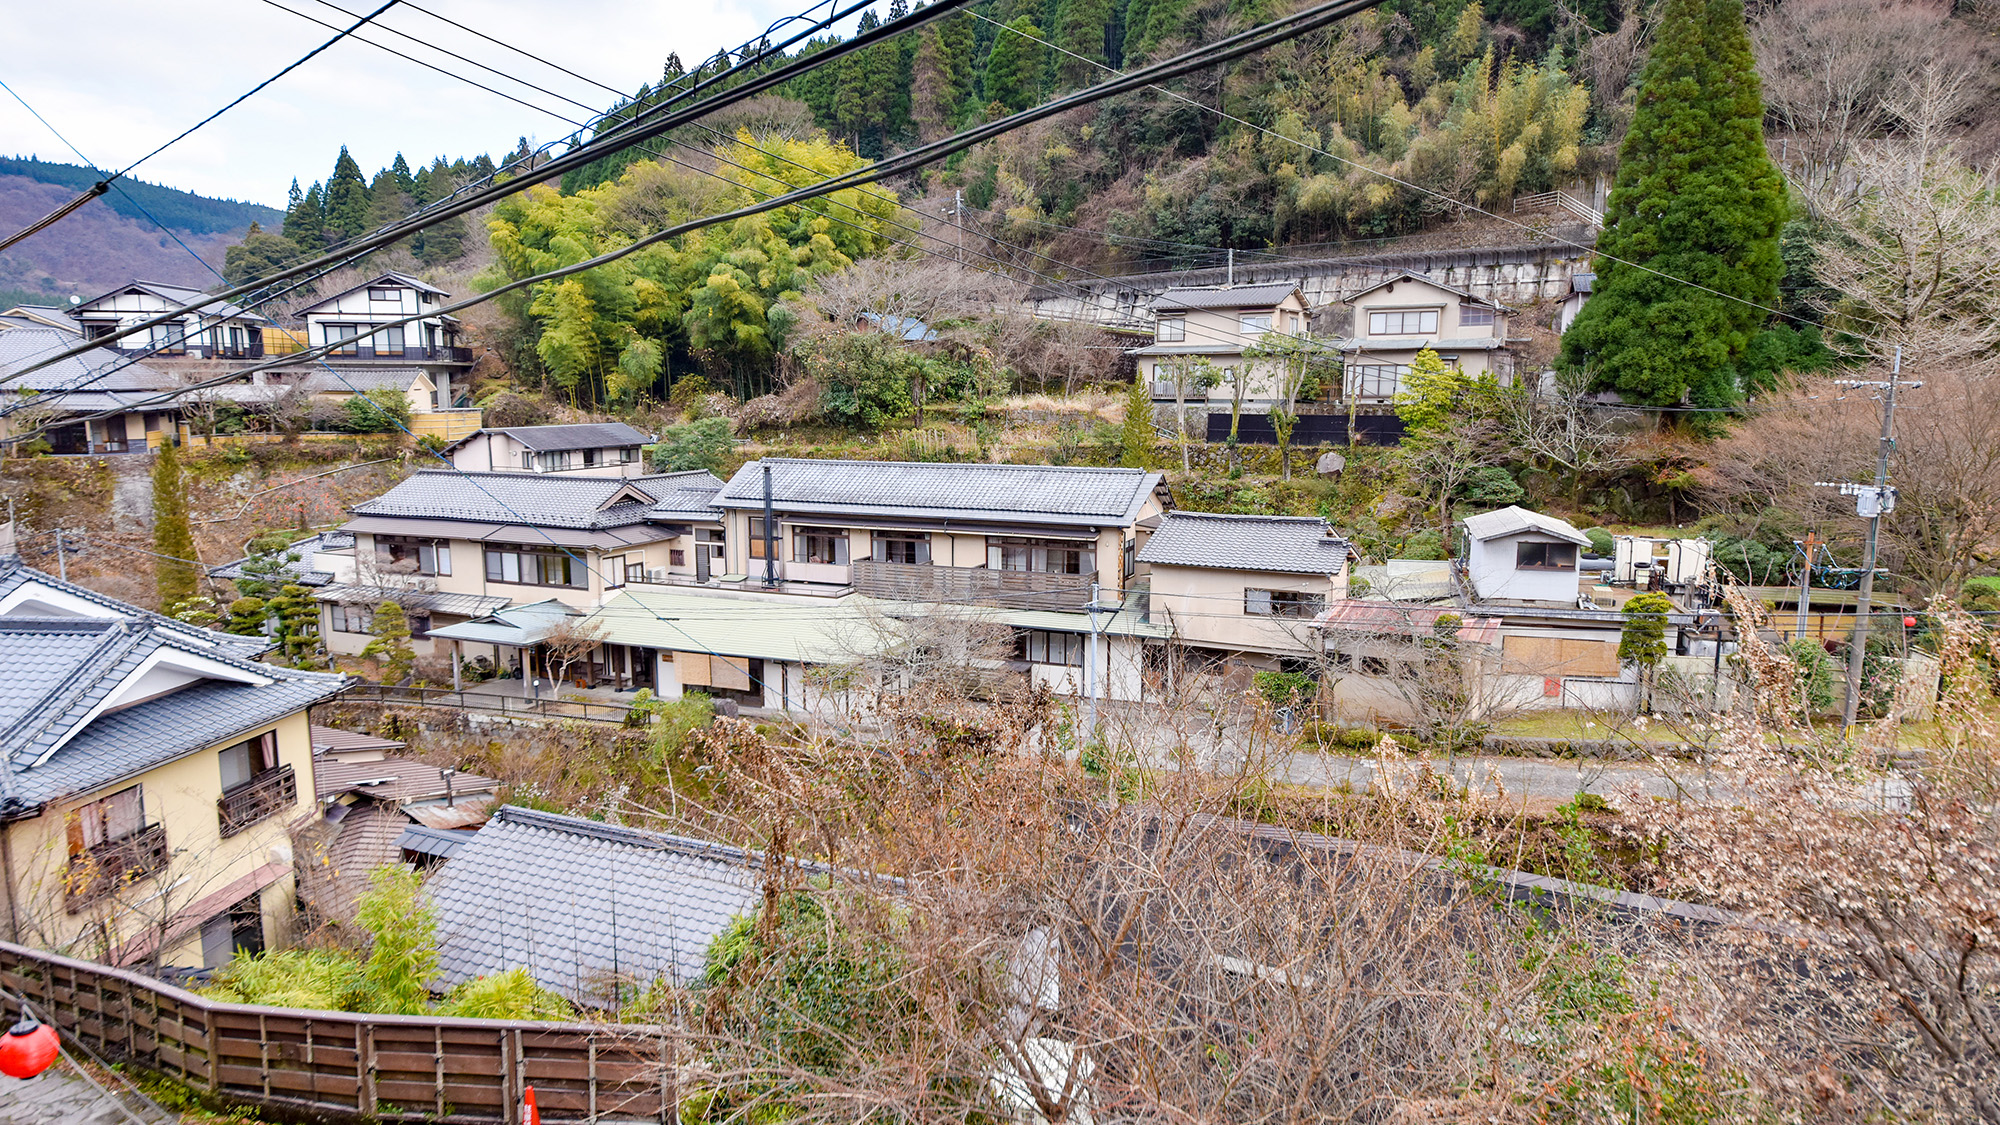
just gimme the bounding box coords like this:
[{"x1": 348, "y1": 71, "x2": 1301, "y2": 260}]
[
  {"x1": 1270, "y1": 750, "x2": 1717, "y2": 804},
  {"x1": 0, "y1": 1066, "x2": 157, "y2": 1125}
]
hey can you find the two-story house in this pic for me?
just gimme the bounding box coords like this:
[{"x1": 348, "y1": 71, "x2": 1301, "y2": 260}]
[
  {"x1": 0, "y1": 322, "x2": 184, "y2": 454},
  {"x1": 290, "y1": 271, "x2": 472, "y2": 405},
  {"x1": 1139, "y1": 512, "x2": 1351, "y2": 672},
  {"x1": 443, "y1": 422, "x2": 656, "y2": 477},
  {"x1": 1340, "y1": 272, "x2": 1515, "y2": 401},
  {"x1": 1129, "y1": 283, "x2": 1313, "y2": 408},
  {"x1": 0, "y1": 563, "x2": 347, "y2": 969},
  {"x1": 317, "y1": 469, "x2": 726, "y2": 664},
  {"x1": 69, "y1": 280, "x2": 273, "y2": 360}
]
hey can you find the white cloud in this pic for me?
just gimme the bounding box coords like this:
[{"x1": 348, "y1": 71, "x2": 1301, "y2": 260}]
[{"x1": 0, "y1": 0, "x2": 828, "y2": 207}]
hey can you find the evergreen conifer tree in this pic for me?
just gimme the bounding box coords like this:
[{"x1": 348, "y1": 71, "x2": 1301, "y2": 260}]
[
  {"x1": 323, "y1": 146, "x2": 372, "y2": 244},
  {"x1": 1052, "y1": 0, "x2": 1115, "y2": 88},
  {"x1": 1120, "y1": 378, "x2": 1154, "y2": 468},
  {"x1": 285, "y1": 179, "x2": 325, "y2": 247},
  {"x1": 1555, "y1": 0, "x2": 1785, "y2": 408},
  {"x1": 151, "y1": 439, "x2": 198, "y2": 610},
  {"x1": 983, "y1": 18, "x2": 1049, "y2": 113},
  {"x1": 389, "y1": 152, "x2": 415, "y2": 193}
]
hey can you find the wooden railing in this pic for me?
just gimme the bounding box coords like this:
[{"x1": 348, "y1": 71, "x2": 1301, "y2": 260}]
[
  {"x1": 64, "y1": 824, "x2": 170, "y2": 914},
  {"x1": 850, "y1": 559, "x2": 1093, "y2": 612},
  {"x1": 0, "y1": 940, "x2": 674, "y2": 1123},
  {"x1": 217, "y1": 765, "x2": 296, "y2": 839}
]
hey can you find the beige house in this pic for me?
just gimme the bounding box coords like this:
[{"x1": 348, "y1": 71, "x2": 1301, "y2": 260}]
[
  {"x1": 1139, "y1": 512, "x2": 1351, "y2": 667},
  {"x1": 0, "y1": 563, "x2": 346, "y2": 969},
  {"x1": 0, "y1": 323, "x2": 184, "y2": 454},
  {"x1": 1128, "y1": 283, "x2": 1316, "y2": 407},
  {"x1": 1340, "y1": 272, "x2": 1516, "y2": 400},
  {"x1": 444, "y1": 422, "x2": 655, "y2": 477}
]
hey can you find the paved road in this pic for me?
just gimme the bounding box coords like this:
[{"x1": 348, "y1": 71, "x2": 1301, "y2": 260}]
[
  {"x1": 1269, "y1": 750, "x2": 1718, "y2": 804},
  {"x1": 0, "y1": 1066, "x2": 153, "y2": 1125}
]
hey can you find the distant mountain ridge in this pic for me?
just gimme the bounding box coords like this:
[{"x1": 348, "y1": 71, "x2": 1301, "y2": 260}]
[
  {"x1": 0, "y1": 157, "x2": 280, "y2": 235},
  {"x1": 0, "y1": 160, "x2": 279, "y2": 302}
]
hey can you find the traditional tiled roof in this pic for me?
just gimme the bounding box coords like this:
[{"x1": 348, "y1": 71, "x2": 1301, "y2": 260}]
[
  {"x1": 424, "y1": 806, "x2": 764, "y2": 998},
  {"x1": 1151, "y1": 283, "x2": 1303, "y2": 312},
  {"x1": 714, "y1": 459, "x2": 1163, "y2": 528},
  {"x1": 484, "y1": 422, "x2": 654, "y2": 452},
  {"x1": 0, "y1": 562, "x2": 266, "y2": 658},
  {"x1": 311, "y1": 584, "x2": 511, "y2": 619},
  {"x1": 209, "y1": 531, "x2": 354, "y2": 587},
  {"x1": 349, "y1": 470, "x2": 697, "y2": 531},
  {"x1": 1343, "y1": 270, "x2": 1512, "y2": 311},
  {"x1": 645, "y1": 473, "x2": 725, "y2": 522},
  {"x1": 1137, "y1": 512, "x2": 1351, "y2": 575},
  {"x1": 296, "y1": 270, "x2": 450, "y2": 314},
  {"x1": 0, "y1": 325, "x2": 177, "y2": 391},
  {"x1": 71, "y1": 280, "x2": 271, "y2": 324},
  {"x1": 1461, "y1": 505, "x2": 1591, "y2": 546},
  {"x1": 315, "y1": 756, "x2": 500, "y2": 803}
]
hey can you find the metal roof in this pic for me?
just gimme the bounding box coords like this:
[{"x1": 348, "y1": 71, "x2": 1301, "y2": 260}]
[
  {"x1": 1137, "y1": 512, "x2": 1350, "y2": 575},
  {"x1": 315, "y1": 756, "x2": 500, "y2": 803},
  {"x1": 587, "y1": 588, "x2": 897, "y2": 664},
  {"x1": 486, "y1": 422, "x2": 654, "y2": 452},
  {"x1": 424, "y1": 599, "x2": 575, "y2": 647},
  {"x1": 1460, "y1": 506, "x2": 1591, "y2": 546},
  {"x1": 424, "y1": 805, "x2": 765, "y2": 997},
  {"x1": 714, "y1": 459, "x2": 1163, "y2": 529},
  {"x1": 1312, "y1": 600, "x2": 1502, "y2": 646},
  {"x1": 1151, "y1": 283, "x2": 1303, "y2": 312},
  {"x1": 310, "y1": 723, "x2": 405, "y2": 755},
  {"x1": 311, "y1": 584, "x2": 512, "y2": 618},
  {"x1": 397, "y1": 824, "x2": 472, "y2": 860}
]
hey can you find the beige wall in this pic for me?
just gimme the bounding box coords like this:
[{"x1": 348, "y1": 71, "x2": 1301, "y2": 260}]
[
  {"x1": 449, "y1": 432, "x2": 644, "y2": 477},
  {"x1": 1347, "y1": 277, "x2": 1512, "y2": 393},
  {"x1": 1146, "y1": 292, "x2": 1312, "y2": 402},
  {"x1": 347, "y1": 531, "x2": 680, "y2": 612},
  {"x1": 3, "y1": 710, "x2": 315, "y2": 967},
  {"x1": 1150, "y1": 563, "x2": 1348, "y2": 655}
]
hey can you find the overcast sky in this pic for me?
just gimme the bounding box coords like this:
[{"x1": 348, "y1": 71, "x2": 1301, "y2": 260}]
[{"x1": 0, "y1": 0, "x2": 828, "y2": 208}]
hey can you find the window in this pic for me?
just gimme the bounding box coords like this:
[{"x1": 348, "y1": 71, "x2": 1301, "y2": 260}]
[
  {"x1": 872, "y1": 532, "x2": 931, "y2": 564},
  {"x1": 368, "y1": 287, "x2": 399, "y2": 302},
  {"x1": 149, "y1": 322, "x2": 186, "y2": 350},
  {"x1": 1460, "y1": 306, "x2": 1495, "y2": 328},
  {"x1": 219, "y1": 732, "x2": 279, "y2": 792},
  {"x1": 406, "y1": 611, "x2": 432, "y2": 639},
  {"x1": 1244, "y1": 588, "x2": 1325, "y2": 618},
  {"x1": 1516, "y1": 541, "x2": 1578, "y2": 571},
  {"x1": 988, "y1": 537, "x2": 1094, "y2": 575},
  {"x1": 1018, "y1": 630, "x2": 1084, "y2": 666},
  {"x1": 484, "y1": 545, "x2": 590, "y2": 588},
  {"x1": 334, "y1": 604, "x2": 372, "y2": 633},
  {"x1": 420, "y1": 291, "x2": 438, "y2": 304},
  {"x1": 582, "y1": 448, "x2": 600, "y2": 468},
  {"x1": 670, "y1": 548, "x2": 686, "y2": 567},
  {"x1": 1240, "y1": 313, "x2": 1273, "y2": 334},
  {"x1": 1156, "y1": 316, "x2": 1185, "y2": 342},
  {"x1": 1285, "y1": 312, "x2": 1304, "y2": 335},
  {"x1": 1347, "y1": 364, "x2": 1410, "y2": 398},
  {"x1": 73, "y1": 786, "x2": 145, "y2": 851},
  {"x1": 1367, "y1": 309, "x2": 1440, "y2": 335},
  {"x1": 376, "y1": 325, "x2": 404, "y2": 353},
  {"x1": 85, "y1": 324, "x2": 114, "y2": 340},
  {"x1": 326, "y1": 324, "x2": 360, "y2": 354},
  {"x1": 619, "y1": 446, "x2": 638, "y2": 463},
  {"x1": 1123, "y1": 537, "x2": 1136, "y2": 579},
  {"x1": 536, "y1": 451, "x2": 573, "y2": 472},
  {"x1": 794, "y1": 527, "x2": 850, "y2": 565},
  {"x1": 749, "y1": 517, "x2": 774, "y2": 560},
  {"x1": 605, "y1": 555, "x2": 625, "y2": 588},
  {"x1": 521, "y1": 450, "x2": 535, "y2": 470},
  {"x1": 374, "y1": 534, "x2": 450, "y2": 576}
]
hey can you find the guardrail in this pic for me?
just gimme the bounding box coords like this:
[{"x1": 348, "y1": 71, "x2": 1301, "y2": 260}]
[
  {"x1": 0, "y1": 939, "x2": 673, "y2": 1123},
  {"x1": 341, "y1": 683, "x2": 639, "y2": 725}
]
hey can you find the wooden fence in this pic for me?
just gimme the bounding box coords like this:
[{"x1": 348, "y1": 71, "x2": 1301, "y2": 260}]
[{"x1": 0, "y1": 941, "x2": 675, "y2": 1123}]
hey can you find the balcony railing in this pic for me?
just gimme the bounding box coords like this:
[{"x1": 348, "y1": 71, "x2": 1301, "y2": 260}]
[
  {"x1": 217, "y1": 764, "x2": 297, "y2": 838},
  {"x1": 324, "y1": 345, "x2": 474, "y2": 363},
  {"x1": 850, "y1": 559, "x2": 1094, "y2": 612},
  {"x1": 64, "y1": 823, "x2": 169, "y2": 913}
]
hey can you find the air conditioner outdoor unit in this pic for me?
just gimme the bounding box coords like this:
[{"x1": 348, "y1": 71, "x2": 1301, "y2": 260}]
[{"x1": 648, "y1": 568, "x2": 669, "y2": 582}]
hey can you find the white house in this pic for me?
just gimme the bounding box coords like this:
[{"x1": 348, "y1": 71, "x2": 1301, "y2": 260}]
[
  {"x1": 444, "y1": 422, "x2": 655, "y2": 477},
  {"x1": 1556, "y1": 271, "x2": 1594, "y2": 334},
  {"x1": 69, "y1": 280, "x2": 273, "y2": 360},
  {"x1": 1460, "y1": 505, "x2": 1591, "y2": 606},
  {"x1": 1128, "y1": 283, "x2": 1316, "y2": 407},
  {"x1": 294, "y1": 271, "x2": 471, "y2": 404},
  {"x1": 1340, "y1": 272, "x2": 1515, "y2": 401}
]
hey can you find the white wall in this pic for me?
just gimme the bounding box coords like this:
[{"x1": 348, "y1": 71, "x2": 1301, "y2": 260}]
[{"x1": 1468, "y1": 534, "x2": 1581, "y2": 603}]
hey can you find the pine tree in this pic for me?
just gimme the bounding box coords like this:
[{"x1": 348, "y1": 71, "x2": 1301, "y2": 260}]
[
  {"x1": 1052, "y1": 0, "x2": 1115, "y2": 89},
  {"x1": 389, "y1": 152, "x2": 415, "y2": 193},
  {"x1": 323, "y1": 146, "x2": 372, "y2": 244},
  {"x1": 1120, "y1": 377, "x2": 1154, "y2": 468},
  {"x1": 285, "y1": 179, "x2": 325, "y2": 247},
  {"x1": 362, "y1": 601, "x2": 415, "y2": 685},
  {"x1": 1555, "y1": 0, "x2": 1785, "y2": 408},
  {"x1": 983, "y1": 17, "x2": 1049, "y2": 113},
  {"x1": 226, "y1": 596, "x2": 268, "y2": 637},
  {"x1": 151, "y1": 439, "x2": 198, "y2": 610}
]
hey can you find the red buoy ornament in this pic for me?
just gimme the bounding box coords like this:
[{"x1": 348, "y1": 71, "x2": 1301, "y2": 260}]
[{"x1": 0, "y1": 1015, "x2": 59, "y2": 1079}]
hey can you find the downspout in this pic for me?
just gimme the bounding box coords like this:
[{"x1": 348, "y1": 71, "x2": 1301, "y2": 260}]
[{"x1": 762, "y1": 464, "x2": 777, "y2": 588}]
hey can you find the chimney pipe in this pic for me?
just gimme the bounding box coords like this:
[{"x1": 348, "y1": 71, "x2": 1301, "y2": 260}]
[{"x1": 762, "y1": 464, "x2": 777, "y2": 587}]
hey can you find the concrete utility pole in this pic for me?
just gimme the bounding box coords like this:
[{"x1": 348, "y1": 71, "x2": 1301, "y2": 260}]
[
  {"x1": 1824, "y1": 348, "x2": 1919, "y2": 734},
  {"x1": 53, "y1": 525, "x2": 66, "y2": 583}
]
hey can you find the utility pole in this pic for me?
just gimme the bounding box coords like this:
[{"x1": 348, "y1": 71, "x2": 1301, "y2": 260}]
[
  {"x1": 1225, "y1": 248, "x2": 1234, "y2": 287},
  {"x1": 1795, "y1": 530, "x2": 1817, "y2": 641},
  {"x1": 53, "y1": 525, "x2": 66, "y2": 582},
  {"x1": 1822, "y1": 348, "x2": 1919, "y2": 734}
]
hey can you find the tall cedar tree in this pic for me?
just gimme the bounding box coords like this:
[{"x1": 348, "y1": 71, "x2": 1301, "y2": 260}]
[
  {"x1": 322, "y1": 146, "x2": 372, "y2": 245},
  {"x1": 1556, "y1": 0, "x2": 1785, "y2": 408},
  {"x1": 151, "y1": 440, "x2": 199, "y2": 609},
  {"x1": 983, "y1": 18, "x2": 1049, "y2": 113},
  {"x1": 1052, "y1": 0, "x2": 1115, "y2": 88}
]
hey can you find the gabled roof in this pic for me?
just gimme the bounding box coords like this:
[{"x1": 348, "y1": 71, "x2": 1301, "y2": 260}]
[
  {"x1": 425, "y1": 805, "x2": 765, "y2": 998},
  {"x1": 1460, "y1": 505, "x2": 1591, "y2": 546},
  {"x1": 646, "y1": 472, "x2": 725, "y2": 522},
  {"x1": 1137, "y1": 512, "x2": 1351, "y2": 575},
  {"x1": 315, "y1": 756, "x2": 501, "y2": 804},
  {"x1": 0, "y1": 325, "x2": 177, "y2": 392},
  {"x1": 714, "y1": 459, "x2": 1164, "y2": 529},
  {"x1": 0, "y1": 305, "x2": 81, "y2": 332},
  {"x1": 283, "y1": 367, "x2": 432, "y2": 394},
  {"x1": 1343, "y1": 270, "x2": 1511, "y2": 312},
  {"x1": 295, "y1": 270, "x2": 450, "y2": 314},
  {"x1": 1151, "y1": 282, "x2": 1303, "y2": 312},
  {"x1": 476, "y1": 422, "x2": 654, "y2": 452},
  {"x1": 349, "y1": 470, "x2": 703, "y2": 531},
  {"x1": 71, "y1": 280, "x2": 271, "y2": 324},
  {"x1": 208, "y1": 530, "x2": 354, "y2": 587},
  {"x1": 0, "y1": 566, "x2": 345, "y2": 807},
  {"x1": 0, "y1": 562, "x2": 267, "y2": 658}
]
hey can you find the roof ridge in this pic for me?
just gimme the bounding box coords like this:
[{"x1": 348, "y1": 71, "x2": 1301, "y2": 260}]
[
  {"x1": 754, "y1": 457, "x2": 1148, "y2": 474},
  {"x1": 0, "y1": 623, "x2": 150, "y2": 766},
  {"x1": 495, "y1": 805, "x2": 765, "y2": 867}
]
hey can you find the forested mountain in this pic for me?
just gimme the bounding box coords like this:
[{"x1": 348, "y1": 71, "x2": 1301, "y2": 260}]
[{"x1": 0, "y1": 157, "x2": 280, "y2": 234}]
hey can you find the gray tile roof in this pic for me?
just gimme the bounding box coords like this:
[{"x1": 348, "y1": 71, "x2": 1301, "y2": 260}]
[
  {"x1": 1344, "y1": 270, "x2": 1513, "y2": 312},
  {"x1": 1461, "y1": 505, "x2": 1591, "y2": 546},
  {"x1": 646, "y1": 473, "x2": 725, "y2": 522},
  {"x1": 297, "y1": 270, "x2": 450, "y2": 314},
  {"x1": 73, "y1": 280, "x2": 270, "y2": 324},
  {"x1": 1151, "y1": 282, "x2": 1303, "y2": 312},
  {"x1": 715, "y1": 459, "x2": 1163, "y2": 529},
  {"x1": 424, "y1": 806, "x2": 763, "y2": 999},
  {"x1": 0, "y1": 562, "x2": 267, "y2": 658},
  {"x1": 351, "y1": 470, "x2": 700, "y2": 531},
  {"x1": 397, "y1": 824, "x2": 471, "y2": 860},
  {"x1": 0, "y1": 325, "x2": 177, "y2": 391},
  {"x1": 209, "y1": 531, "x2": 354, "y2": 586},
  {"x1": 310, "y1": 723, "x2": 404, "y2": 755},
  {"x1": 491, "y1": 422, "x2": 654, "y2": 451},
  {"x1": 295, "y1": 367, "x2": 430, "y2": 393},
  {"x1": 1137, "y1": 512, "x2": 1351, "y2": 575},
  {"x1": 312, "y1": 584, "x2": 512, "y2": 619}
]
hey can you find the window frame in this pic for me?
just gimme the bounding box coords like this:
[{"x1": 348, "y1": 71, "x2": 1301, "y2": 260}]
[
  {"x1": 483, "y1": 544, "x2": 591, "y2": 589},
  {"x1": 871, "y1": 532, "x2": 931, "y2": 565},
  {"x1": 793, "y1": 527, "x2": 851, "y2": 565},
  {"x1": 1018, "y1": 629, "x2": 1085, "y2": 667},
  {"x1": 1155, "y1": 316, "x2": 1185, "y2": 343},
  {"x1": 1240, "y1": 313, "x2": 1274, "y2": 334},
  {"x1": 1347, "y1": 363, "x2": 1411, "y2": 398},
  {"x1": 218, "y1": 731, "x2": 279, "y2": 793},
  {"x1": 367, "y1": 287, "x2": 400, "y2": 302},
  {"x1": 73, "y1": 785, "x2": 146, "y2": 852},
  {"x1": 1367, "y1": 308, "x2": 1441, "y2": 336},
  {"x1": 1515, "y1": 541, "x2": 1579, "y2": 571},
  {"x1": 987, "y1": 536, "x2": 1095, "y2": 576},
  {"x1": 1459, "y1": 306, "x2": 1496, "y2": 328},
  {"x1": 374, "y1": 534, "x2": 451, "y2": 577},
  {"x1": 1244, "y1": 588, "x2": 1326, "y2": 618}
]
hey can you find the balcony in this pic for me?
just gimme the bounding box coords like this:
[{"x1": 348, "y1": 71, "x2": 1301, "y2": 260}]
[
  {"x1": 217, "y1": 764, "x2": 297, "y2": 838},
  {"x1": 324, "y1": 345, "x2": 474, "y2": 364},
  {"x1": 64, "y1": 823, "x2": 169, "y2": 913},
  {"x1": 850, "y1": 559, "x2": 1094, "y2": 612}
]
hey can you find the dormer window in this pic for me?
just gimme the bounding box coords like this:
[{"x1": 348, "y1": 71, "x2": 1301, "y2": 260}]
[
  {"x1": 1515, "y1": 542, "x2": 1577, "y2": 571},
  {"x1": 1369, "y1": 309, "x2": 1439, "y2": 335},
  {"x1": 1156, "y1": 317, "x2": 1185, "y2": 343},
  {"x1": 1240, "y1": 313, "x2": 1273, "y2": 334}
]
